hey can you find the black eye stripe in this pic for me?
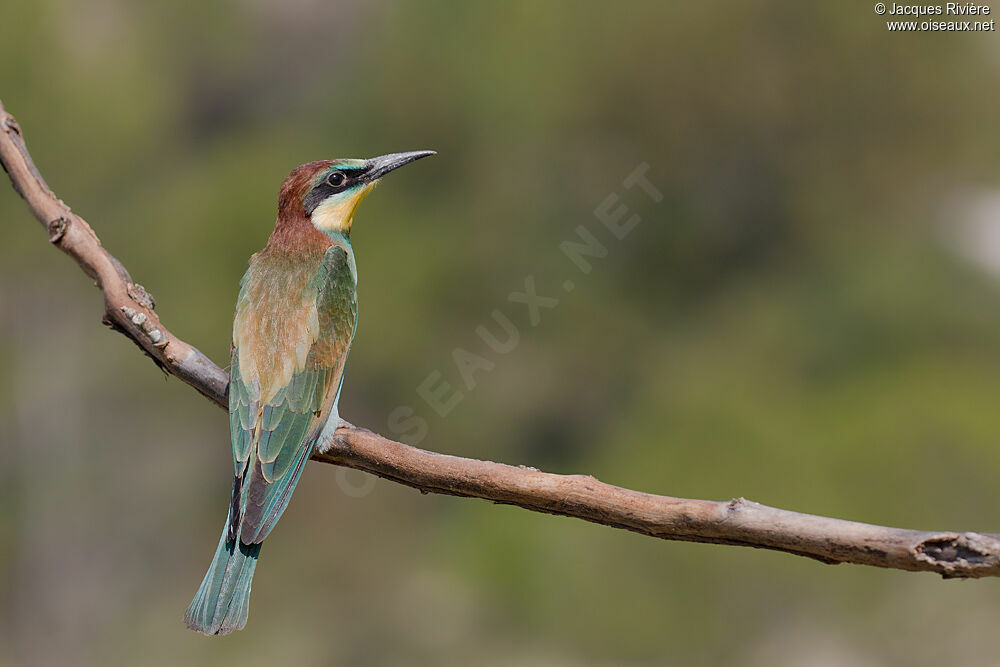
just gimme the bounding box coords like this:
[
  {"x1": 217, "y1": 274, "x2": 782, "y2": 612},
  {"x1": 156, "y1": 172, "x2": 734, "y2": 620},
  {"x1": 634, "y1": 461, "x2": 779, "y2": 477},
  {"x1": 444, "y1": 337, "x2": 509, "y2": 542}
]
[
  {"x1": 303, "y1": 167, "x2": 369, "y2": 215},
  {"x1": 327, "y1": 165, "x2": 371, "y2": 189}
]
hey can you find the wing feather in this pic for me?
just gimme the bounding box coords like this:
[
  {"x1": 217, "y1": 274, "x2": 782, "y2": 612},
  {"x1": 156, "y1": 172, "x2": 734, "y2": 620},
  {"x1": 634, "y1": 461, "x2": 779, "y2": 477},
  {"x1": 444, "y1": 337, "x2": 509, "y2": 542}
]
[
  {"x1": 229, "y1": 355, "x2": 255, "y2": 470},
  {"x1": 229, "y1": 245, "x2": 357, "y2": 546}
]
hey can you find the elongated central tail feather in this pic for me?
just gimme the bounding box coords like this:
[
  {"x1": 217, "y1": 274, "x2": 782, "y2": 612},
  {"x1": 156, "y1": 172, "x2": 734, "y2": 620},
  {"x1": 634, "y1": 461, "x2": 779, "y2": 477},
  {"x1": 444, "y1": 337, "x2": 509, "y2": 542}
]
[{"x1": 184, "y1": 515, "x2": 261, "y2": 636}]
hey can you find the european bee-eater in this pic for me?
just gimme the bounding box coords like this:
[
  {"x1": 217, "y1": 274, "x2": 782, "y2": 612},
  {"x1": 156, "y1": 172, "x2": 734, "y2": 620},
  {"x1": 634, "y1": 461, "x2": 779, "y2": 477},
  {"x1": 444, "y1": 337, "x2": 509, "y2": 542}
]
[{"x1": 185, "y1": 150, "x2": 435, "y2": 635}]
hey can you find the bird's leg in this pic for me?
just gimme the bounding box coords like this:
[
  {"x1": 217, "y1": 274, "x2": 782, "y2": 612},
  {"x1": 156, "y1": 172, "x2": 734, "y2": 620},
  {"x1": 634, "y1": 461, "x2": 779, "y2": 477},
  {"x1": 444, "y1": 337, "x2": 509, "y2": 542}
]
[
  {"x1": 315, "y1": 417, "x2": 355, "y2": 455},
  {"x1": 330, "y1": 418, "x2": 357, "y2": 451}
]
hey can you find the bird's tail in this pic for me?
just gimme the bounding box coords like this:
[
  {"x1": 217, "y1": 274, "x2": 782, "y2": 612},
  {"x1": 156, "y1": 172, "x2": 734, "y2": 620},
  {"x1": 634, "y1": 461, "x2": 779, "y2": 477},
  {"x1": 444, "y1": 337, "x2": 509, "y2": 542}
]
[{"x1": 184, "y1": 516, "x2": 261, "y2": 636}]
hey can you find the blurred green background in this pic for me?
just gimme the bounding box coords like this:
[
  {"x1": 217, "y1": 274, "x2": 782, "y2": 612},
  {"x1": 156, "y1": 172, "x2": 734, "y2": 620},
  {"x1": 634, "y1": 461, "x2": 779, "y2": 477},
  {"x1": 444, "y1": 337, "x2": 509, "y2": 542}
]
[{"x1": 3, "y1": 1, "x2": 1000, "y2": 665}]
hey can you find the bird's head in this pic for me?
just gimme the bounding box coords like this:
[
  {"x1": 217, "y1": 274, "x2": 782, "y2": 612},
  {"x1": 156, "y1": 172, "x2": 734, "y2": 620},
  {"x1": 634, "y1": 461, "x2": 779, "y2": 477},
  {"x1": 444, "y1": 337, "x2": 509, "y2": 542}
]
[{"x1": 277, "y1": 151, "x2": 435, "y2": 240}]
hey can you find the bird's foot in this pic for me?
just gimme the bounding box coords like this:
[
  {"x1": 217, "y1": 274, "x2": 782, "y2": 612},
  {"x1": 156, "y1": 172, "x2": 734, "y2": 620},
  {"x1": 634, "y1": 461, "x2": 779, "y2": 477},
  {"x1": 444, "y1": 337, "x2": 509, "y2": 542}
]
[{"x1": 316, "y1": 418, "x2": 355, "y2": 455}]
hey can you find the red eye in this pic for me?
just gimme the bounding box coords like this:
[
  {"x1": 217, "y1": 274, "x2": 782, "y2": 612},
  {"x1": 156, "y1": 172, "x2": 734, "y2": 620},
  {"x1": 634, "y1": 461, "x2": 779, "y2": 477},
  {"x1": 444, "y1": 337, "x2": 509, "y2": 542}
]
[{"x1": 327, "y1": 171, "x2": 346, "y2": 187}]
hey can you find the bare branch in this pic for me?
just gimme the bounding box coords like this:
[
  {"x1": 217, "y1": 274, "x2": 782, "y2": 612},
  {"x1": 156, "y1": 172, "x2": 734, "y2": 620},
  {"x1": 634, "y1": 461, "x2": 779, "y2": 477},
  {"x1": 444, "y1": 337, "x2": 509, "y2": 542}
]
[
  {"x1": 0, "y1": 99, "x2": 228, "y2": 407},
  {"x1": 3, "y1": 97, "x2": 998, "y2": 579}
]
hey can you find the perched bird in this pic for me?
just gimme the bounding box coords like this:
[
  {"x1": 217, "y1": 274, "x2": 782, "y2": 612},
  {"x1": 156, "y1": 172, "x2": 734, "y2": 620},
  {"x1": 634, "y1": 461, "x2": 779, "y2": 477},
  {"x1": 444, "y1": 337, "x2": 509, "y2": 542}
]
[{"x1": 185, "y1": 151, "x2": 435, "y2": 635}]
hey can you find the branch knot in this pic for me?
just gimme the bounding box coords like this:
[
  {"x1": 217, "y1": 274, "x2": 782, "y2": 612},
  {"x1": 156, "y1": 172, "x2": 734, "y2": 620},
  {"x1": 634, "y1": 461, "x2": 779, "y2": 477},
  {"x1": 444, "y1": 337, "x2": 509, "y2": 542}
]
[
  {"x1": 128, "y1": 282, "x2": 156, "y2": 310},
  {"x1": 47, "y1": 216, "x2": 69, "y2": 243},
  {"x1": 914, "y1": 533, "x2": 1000, "y2": 577}
]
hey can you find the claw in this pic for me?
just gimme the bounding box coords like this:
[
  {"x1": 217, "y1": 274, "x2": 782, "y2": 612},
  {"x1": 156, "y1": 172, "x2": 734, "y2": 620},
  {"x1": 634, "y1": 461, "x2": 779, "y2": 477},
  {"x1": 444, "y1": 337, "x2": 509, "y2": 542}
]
[{"x1": 315, "y1": 418, "x2": 354, "y2": 455}]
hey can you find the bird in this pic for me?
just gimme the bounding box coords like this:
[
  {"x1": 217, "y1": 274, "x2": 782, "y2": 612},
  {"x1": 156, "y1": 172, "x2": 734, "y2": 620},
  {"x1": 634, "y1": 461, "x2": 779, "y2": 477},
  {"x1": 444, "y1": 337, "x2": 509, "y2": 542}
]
[{"x1": 185, "y1": 150, "x2": 435, "y2": 635}]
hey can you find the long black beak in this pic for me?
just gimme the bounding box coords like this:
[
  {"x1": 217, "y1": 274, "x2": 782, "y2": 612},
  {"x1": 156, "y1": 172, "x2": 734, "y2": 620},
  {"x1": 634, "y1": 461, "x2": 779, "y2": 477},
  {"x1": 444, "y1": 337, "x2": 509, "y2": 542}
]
[{"x1": 364, "y1": 150, "x2": 436, "y2": 182}]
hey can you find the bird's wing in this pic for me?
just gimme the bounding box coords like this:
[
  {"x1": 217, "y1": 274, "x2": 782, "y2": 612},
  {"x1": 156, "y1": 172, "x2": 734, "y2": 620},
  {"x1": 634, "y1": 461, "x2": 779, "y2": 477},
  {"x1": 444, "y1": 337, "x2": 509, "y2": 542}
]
[{"x1": 228, "y1": 245, "x2": 357, "y2": 546}]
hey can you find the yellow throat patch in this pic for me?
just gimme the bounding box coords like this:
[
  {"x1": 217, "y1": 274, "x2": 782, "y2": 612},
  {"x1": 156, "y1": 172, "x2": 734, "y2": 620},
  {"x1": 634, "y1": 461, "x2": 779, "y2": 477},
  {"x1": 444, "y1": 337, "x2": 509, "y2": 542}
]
[{"x1": 310, "y1": 182, "x2": 376, "y2": 235}]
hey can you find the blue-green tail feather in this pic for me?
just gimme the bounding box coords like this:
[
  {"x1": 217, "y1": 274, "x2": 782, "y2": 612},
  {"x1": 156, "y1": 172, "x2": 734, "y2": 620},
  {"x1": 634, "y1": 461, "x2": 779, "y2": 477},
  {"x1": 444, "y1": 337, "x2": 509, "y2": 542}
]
[{"x1": 184, "y1": 514, "x2": 261, "y2": 636}]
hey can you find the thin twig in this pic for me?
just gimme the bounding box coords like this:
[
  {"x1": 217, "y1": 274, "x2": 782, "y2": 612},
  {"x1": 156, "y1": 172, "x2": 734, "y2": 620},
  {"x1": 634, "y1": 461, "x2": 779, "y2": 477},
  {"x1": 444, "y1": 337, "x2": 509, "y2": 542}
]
[{"x1": 3, "y1": 97, "x2": 998, "y2": 579}]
